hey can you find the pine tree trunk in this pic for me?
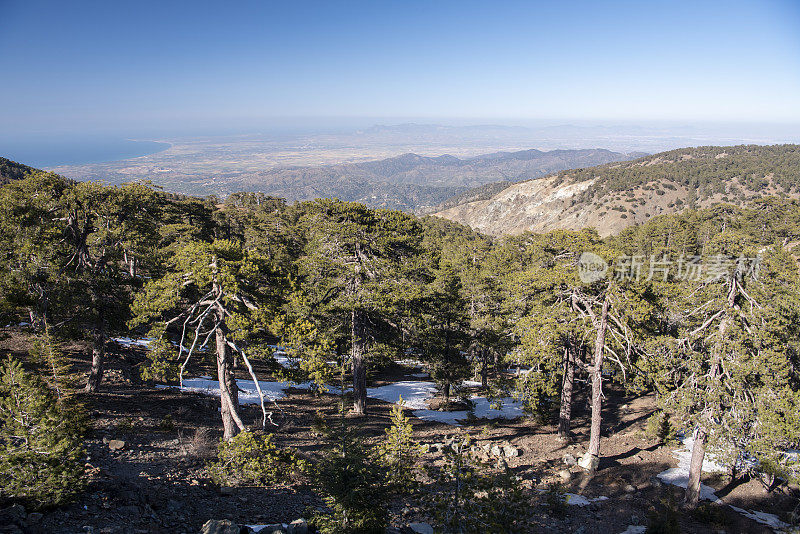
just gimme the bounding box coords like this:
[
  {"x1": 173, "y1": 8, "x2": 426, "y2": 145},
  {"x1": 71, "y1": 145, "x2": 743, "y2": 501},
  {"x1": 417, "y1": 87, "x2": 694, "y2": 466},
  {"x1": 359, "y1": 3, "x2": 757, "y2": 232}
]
[
  {"x1": 558, "y1": 343, "x2": 576, "y2": 440},
  {"x1": 586, "y1": 296, "x2": 610, "y2": 464},
  {"x1": 85, "y1": 318, "x2": 107, "y2": 392},
  {"x1": 351, "y1": 308, "x2": 367, "y2": 415},
  {"x1": 684, "y1": 426, "x2": 707, "y2": 509},
  {"x1": 215, "y1": 317, "x2": 244, "y2": 440},
  {"x1": 480, "y1": 349, "x2": 488, "y2": 389}
]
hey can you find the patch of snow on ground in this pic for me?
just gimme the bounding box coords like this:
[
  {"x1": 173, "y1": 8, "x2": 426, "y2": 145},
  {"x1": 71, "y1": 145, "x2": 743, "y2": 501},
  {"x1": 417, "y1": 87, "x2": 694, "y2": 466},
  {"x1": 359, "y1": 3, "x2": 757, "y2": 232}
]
[
  {"x1": 410, "y1": 372, "x2": 430, "y2": 378},
  {"x1": 112, "y1": 337, "x2": 152, "y2": 349},
  {"x1": 413, "y1": 409, "x2": 466, "y2": 426},
  {"x1": 656, "y1": 435, "x2": 725, "y2": 503},
  {"x1": 366, "y1": 381, "x2": 438, "y2": 409},
  {"x1": 161, "y1": 377, "x2": 523, "y2": 427},
  {"x1": 657, "y1": 435, "x2": 791, "y2": 531},
  {"x1": 462, "y1": 379, "x2": 483, "y2": 387},
  {"x1": 395, "y1": 358, "x2": 425, "y2": 368},
  {"x1": 471, "y1": 396, "x2": 525, "y2": 419},
  {"x1": 729, "y1": 506, "x2": 790, "y2": 531},
  {"x1": 564, "y1": 494, "x2": 608, "y2": 506},
  {"x1": 156, "y1": 377, "x2": 311, "y2": 404},
  {"x1": 248, "y1": 526, "x2": 285, "y2": 533},
  {"x1": 618, "y1": 527, "x2": 646, "y2": 534}
]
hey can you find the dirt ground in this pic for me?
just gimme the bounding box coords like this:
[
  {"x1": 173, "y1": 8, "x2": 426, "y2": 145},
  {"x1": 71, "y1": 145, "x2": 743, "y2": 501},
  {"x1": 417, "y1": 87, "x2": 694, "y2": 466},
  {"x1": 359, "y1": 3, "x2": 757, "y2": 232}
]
[{"x1": 0, "y1": 327, "x2": 797, "y2": 534}]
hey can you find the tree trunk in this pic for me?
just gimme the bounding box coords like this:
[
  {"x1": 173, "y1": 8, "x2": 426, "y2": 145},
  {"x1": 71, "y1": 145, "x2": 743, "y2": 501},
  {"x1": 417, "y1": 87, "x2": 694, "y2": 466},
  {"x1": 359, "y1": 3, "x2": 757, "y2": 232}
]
[
  {"x1": 480, "y1": 348, "x2": 488, "y2": 389},
  {"x1": 684, "y1": 426, "x2": 708, "y2": 509},
  {"x1": 351, "y1": 308, "x2": 367, "y2": 415},
  {"x1": 443, "y1": 381, "x2": 451, "y2": 406},
  {"x1": 586, "y1": 296, "x2": 610, "y2": 463},
  {"x1": 558, "y1": 343, "x2": 576, "y2": 440},
  {"x1": 215, "y1": 318, "x2": 244, "y2": 440},
  {"x1": 85, "y1": 318, "x2": 107, "y2": 392}
]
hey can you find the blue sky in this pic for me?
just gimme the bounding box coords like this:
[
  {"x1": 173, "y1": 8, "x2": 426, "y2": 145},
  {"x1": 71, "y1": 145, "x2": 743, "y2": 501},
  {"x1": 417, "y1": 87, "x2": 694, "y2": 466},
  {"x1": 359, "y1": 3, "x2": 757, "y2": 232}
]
[{"x1": 1, "y1": 0, "x2": 799, "y2": 136}]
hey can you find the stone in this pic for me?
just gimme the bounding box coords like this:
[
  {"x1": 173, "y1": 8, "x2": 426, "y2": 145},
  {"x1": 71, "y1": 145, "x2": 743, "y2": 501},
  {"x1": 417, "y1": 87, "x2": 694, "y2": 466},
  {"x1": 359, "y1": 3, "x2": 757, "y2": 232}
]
[
  {"x1": 200, "y1": 519, "x2": 241, "y2": 534},
  {"x1": 256, "y1": 525, "x2": 285, "y2": 534},
  {"x1": 558, "y1": 469, "x2": 573, "y2": 482},
  {"x1": 563, "y1": 453, "x2": 577, "y2": 467},
  {"x1": 408, "y1": 523, "x2": 434, "y2": 534},
  {"x1": 490, "y1": 445, "x2": 503, "y2": 457},
  {"x1": 577, "y1": 452, "x2": 599, "y2": 472},
  {"x1": 0, "y1": 504, "x2": 26, "y2": 524},
  {"x1": 287, "y1": 519, "x2": 308, "y2": 534},
  {"x1": 624, "y1": 484, "x2": 637, "y2": 493},
  {"x1": 502, "y1": 445, "x2": 519, "y2": 458},
  {"x1": 108, "y1": 439, "x2": 126, "y2": 451}
]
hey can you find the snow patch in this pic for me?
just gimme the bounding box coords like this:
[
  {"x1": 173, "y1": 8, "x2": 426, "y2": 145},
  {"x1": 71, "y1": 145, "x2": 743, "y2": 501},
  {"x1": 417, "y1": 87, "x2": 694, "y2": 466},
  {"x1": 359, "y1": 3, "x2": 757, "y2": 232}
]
[
  {"x1": 728, "y1": 506, "x2": 790, "y2": 531},
  {"x1": 111, "y1": 337, "x2": 152, "y2": 349},
  {"x1": 366, "y1": 381, "x2": 437, "y2": 409},
  {"x1": 564, "y1": 494, "x2": 608, "y2": 506},
  {"x1": 156, "y1": 377, "x2": 312, "y2": 404},
  {"x1": 657, "y1": 436, "x2": 791, "y2": 531},
  {"x1": 618, "y1": 527, "x2": 646, "y2": 534}
]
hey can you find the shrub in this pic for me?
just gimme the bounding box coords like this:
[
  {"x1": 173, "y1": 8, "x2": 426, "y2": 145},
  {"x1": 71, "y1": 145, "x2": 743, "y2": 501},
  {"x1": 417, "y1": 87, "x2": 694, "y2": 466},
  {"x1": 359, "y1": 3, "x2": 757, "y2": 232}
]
[
  {"x1": 644, "y1": 411, "x2": 678, "y2": 444},
  {"x1": 646, "y1": 497, "x2": 680, "y2": 534},
  {"x1": 543, "y1": 482, "x2": 567, "y2": 518},
  {"x1": 138, "y1": 336, "x2": 179, "y2": 382},
  {"x1": 428, "y1": 434, "x2": 530, "y2": 532},
  {"x1": 311, "y1": 413, "x2": 389, "y2": 534},
  {"x1": 376, "y1": 398, "x2": 426, "y2": 492},
  {"x1": 206, "y1": 431, "x2": 303, "y2": 487},
  {"x1": 0, "y1": 356, "x2": 86, "y2": 509}
]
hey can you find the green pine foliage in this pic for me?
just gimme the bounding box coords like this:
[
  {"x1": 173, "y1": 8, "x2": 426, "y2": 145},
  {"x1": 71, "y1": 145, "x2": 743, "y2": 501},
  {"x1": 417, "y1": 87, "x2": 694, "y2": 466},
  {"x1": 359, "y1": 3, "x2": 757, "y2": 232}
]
[
  {"x1": 206, "y1": 430, "x2": 304, "y2": 487},
  {"x1": 376, "y1": 397, "x2": 427, "y2": 491},
  {"x1": 427, "y1": 434, "x2": 529, "y2": 533},
  {"x1": 310, "y1": 411, "x2": 390, "y2": 534},
  {"x1": 0, "y1": 356, "x2": 86, "y2": 509}
]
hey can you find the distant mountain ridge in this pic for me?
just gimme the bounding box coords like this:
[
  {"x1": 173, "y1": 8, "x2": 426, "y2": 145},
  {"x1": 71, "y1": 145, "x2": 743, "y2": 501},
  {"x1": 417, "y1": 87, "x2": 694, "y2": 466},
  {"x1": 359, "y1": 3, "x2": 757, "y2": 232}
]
[
  {"x1": 3, "y1": 148, "x2": 638, "y2": 211},
  {"x1": 143, "y1": 147, "x2": 637, "y2": 211},
  {"x1": 433, "y1": 144, "x2": 800, "y2": 236}
]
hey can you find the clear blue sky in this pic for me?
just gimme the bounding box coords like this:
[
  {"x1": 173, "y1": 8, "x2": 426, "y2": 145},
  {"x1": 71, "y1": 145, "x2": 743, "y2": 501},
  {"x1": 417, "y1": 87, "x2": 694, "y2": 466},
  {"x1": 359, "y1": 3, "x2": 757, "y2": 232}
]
[{"x1": 1, "y1": 0, "x2": 799, "y2": 136}]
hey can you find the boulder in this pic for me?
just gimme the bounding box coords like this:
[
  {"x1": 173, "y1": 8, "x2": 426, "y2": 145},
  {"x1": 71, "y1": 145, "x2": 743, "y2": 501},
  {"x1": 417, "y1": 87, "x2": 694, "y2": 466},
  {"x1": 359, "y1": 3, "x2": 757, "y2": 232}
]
[
  {"x1": 502, "y1": 445, "x2": 520, "y2": 458},
  {"x1": 0, "y1": 504, "x2": 26, "y2": 524},
  {"x1": 200, "y1": 520, "x2": 240, "y2": 534},
  {"x1": 490, "y1": 445, "x2": 503, "y2": 457},
  {"x1": 408, "y1": 523, "x2": 434, "y2": 534},
  {"x1": 287, "y1": 519, "x2": 308, "y2": 534},
  {"x1": 108, "y1": 439, "x2": 126, "y2": 451},
  {"x1": 558, "y1": 469, "x2": 573, "y2": 483},
  {"x1": 563, "y1": 453, "x2": 577, "y2": 467},
  {"x1": 577, "y1": 452, "x2": 599, "y2": 472}
]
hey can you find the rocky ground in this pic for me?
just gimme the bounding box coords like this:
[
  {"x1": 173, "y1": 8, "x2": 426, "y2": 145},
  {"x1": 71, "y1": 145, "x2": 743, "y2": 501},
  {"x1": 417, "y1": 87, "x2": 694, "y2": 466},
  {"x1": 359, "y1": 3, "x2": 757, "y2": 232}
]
[{"x1": 0, "y1": 327, "x2": 797, "y2": 533}]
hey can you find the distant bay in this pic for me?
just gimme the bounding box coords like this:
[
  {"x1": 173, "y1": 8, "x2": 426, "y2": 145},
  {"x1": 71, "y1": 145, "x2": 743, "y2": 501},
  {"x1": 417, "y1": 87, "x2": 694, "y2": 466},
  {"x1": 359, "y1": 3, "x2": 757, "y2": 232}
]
[{"x1": 0, "y1": 137, "x2": 171, "y2": 168}]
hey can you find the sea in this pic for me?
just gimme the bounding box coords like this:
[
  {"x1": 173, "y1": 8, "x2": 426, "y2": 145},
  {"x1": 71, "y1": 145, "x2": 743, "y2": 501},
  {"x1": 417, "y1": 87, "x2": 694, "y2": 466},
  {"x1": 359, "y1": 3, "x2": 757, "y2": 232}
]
[{"x1": 0, "y1": 136, "x2": 171, "y2": 168}]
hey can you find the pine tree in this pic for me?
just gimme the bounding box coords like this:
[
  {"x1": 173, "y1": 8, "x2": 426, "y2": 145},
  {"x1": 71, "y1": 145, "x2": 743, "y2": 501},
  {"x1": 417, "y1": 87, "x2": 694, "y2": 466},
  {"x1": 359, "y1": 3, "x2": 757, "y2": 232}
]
[{"x1": 0, "y1": 356, "x2": 86, "y2": 509}]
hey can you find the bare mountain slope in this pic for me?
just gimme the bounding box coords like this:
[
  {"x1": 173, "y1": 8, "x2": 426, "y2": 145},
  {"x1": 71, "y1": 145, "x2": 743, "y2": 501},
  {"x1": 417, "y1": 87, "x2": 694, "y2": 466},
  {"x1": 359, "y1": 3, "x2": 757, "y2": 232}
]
[{"x1": 433, "y1": 144, "x2": 800, "y2": 237}]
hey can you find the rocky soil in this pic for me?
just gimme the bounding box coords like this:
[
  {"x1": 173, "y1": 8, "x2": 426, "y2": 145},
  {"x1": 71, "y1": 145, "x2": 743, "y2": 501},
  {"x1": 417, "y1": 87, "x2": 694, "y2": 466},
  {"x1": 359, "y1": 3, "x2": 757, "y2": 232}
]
[{"x1": 0, "y1": 328, "x2": 796, "y2": 533}]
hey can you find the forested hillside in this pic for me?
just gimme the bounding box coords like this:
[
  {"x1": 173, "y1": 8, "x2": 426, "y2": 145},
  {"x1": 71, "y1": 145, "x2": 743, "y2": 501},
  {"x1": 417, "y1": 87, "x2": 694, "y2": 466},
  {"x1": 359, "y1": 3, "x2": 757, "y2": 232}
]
[
  {"x1": 1, "y1": 161, "x2": 799, "y2": 532},
  {"x1": 435, "y1": 144, "x2": 800, "y2": 236}
]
